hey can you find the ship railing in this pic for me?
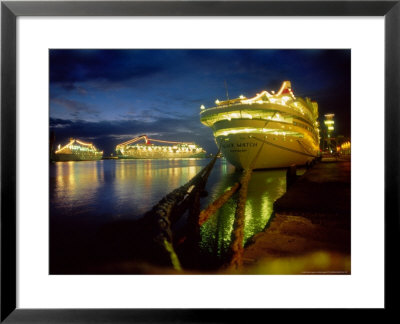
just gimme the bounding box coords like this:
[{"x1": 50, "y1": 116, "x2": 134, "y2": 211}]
[{"x1": 202, "y1": 102, "x2": 315, "y2": 123}]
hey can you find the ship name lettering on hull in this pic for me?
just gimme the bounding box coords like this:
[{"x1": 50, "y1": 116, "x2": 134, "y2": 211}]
[{"x1": 222, "y1": 142, "x2": 258, "y2": 149}]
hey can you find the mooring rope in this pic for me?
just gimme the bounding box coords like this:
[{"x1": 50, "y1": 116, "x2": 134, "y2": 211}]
[
  {"x1": 146, "y1": 152, "x2": 219, "y2": 271},
  {"x1": 228, "y1": 114, "x2": 277, "y2": 269},
  {"x1": 228, "y1": 116, "x2": 319, "y2": 270},
  {"x1": 251, "y1": 136, "x2": 317, "y2": 158},
  {"x1": 296, "y1": 139, "x2": 317, "y2": 157},
  {"x1": 229, "y1": 168, "x2": 252, "y2": 270}
]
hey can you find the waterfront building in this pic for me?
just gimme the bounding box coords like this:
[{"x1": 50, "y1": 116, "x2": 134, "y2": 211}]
[{"x1": 324, "y1": 113, "x2": 335, "y2": 137}]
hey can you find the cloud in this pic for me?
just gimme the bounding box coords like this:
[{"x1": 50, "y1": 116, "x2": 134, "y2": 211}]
[
  {"x1": 51, "y1": 98, "x2": 100, "y2": 117},
  {"x1": 50, "y1": 50, "x2": 165, "y2": 90},
  {"x1": 49, "y1": 49, "x2": 351, "y2": 147}
]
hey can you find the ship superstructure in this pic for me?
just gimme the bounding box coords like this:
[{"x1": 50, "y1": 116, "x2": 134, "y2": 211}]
[
  {"x1": 53, "y1": 138, "x2": 103, "y2": 161},
  {"x1": 115, "y1": 135, "x2": 206, "y2": 159},
  {"x1": 200, "y1": 81, "x2": 320, "y2": 169}
]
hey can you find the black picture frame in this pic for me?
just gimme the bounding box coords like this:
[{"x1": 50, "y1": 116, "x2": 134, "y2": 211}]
[{"x1": 1, "y1": 0, "x2": 398, "y2": 322}]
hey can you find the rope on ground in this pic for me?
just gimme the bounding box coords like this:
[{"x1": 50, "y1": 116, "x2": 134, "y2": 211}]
[{"x1": 162, "y1": 238, "x2": 182, "y2": 271}]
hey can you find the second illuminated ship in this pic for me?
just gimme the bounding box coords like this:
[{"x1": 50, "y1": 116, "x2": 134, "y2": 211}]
[
  {"x1": 115, "y1": 135, "x2": 206, "y2": 159},
  {"x1": 200, "y1": 81, "x2": 320, "y2": 169}
]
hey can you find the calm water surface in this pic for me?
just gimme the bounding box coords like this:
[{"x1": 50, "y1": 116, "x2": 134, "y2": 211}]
[{"x1": 50, "y1": 158, "x2": 289, "y2": 270}]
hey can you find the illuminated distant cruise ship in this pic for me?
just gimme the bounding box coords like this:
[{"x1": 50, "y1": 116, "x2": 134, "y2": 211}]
[
  {"x1": 53, "y1": 138, "x2": 103, "y2": 161},
  {"x1": 200, "y1": 81, "x2": 320, "y2": 169},
  {"x1": 115, "y1": 135, "x2": 206, "y2": 159}
]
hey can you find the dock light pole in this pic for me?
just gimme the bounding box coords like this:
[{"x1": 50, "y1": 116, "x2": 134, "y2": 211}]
[{"x1": 324, "y1": 113, "x2": 335, "y2": 153}]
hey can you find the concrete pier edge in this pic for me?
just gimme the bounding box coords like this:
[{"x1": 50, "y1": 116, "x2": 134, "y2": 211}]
[{"x1": 239, "y1": 160, "x2": 351, "y2": 274}]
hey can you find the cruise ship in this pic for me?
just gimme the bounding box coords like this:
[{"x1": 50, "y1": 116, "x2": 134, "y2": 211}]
[
  {"x1": 53, "y1": 138, "x2": 103, "y2": 161},
  {"x1": 200, "y1": 81, "x2": 320, "y2": 169},
  {"x1": 115, "y1": 135, "x2": 206, "y2": 159}
]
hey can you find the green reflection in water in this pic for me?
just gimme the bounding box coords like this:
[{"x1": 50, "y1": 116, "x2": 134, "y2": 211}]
[{"x1": 200, "y1": 168, "x2": 287, "y2": 259}]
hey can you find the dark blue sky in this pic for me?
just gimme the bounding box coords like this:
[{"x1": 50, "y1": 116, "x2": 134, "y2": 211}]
[{"x1": 50, "y1": 49, "x2": 350, "y2": 155}]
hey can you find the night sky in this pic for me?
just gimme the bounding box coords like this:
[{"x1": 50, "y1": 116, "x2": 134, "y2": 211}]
[{"x1": 50, "y1": 49, "x2": 350, "y2": 155}]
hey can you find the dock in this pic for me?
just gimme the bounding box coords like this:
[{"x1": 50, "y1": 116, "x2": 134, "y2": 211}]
[
  {"x1": 240, "y1": 161, "x2": 351, "y2": 274},
  {"x1": 82, "y1": 158, "x2": 351, "y2": 275}
]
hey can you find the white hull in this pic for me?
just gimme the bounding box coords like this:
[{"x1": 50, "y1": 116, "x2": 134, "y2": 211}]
[
  {"x1": 218, "y1": 133, "x2": 318, "y2": 169},
  {"x1": 200, "y1": 81, "x2": 320, "y2": 169}
]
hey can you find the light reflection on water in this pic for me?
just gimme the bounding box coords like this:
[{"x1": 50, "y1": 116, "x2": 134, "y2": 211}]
[
  {"x1": 50, "y1": 158, "x2": 287, "y2": 263},
  {"x1": 50, "y1": 159, "x2": 207, "y2": 222},
  {"x1": 199, "y1": 166, "x2": 286, "y2": 258}
]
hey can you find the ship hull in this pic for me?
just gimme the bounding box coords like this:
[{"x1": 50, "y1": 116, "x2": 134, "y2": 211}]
[
  {"x1": 53, "y1": 153, "x2": 103, "y2": 162},
  {"x1": 200, "y1": 85, "x2": 320, "y2": 170},
  {"x1": 217, "y1": 133, "x2": 318, "y2": 169},
  {"x1": 117, "y1": 152, "x2": 206, "y2": 159}
]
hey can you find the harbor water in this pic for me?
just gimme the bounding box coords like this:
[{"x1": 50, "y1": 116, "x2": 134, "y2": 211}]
[{"x1": 50, "y1": 158, "x2": 290, "y2": 272}]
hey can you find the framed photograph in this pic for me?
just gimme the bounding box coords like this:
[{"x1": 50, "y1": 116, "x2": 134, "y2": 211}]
[{"x1": 1, "y1": 0, "x2": 398, "y2": 321}]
